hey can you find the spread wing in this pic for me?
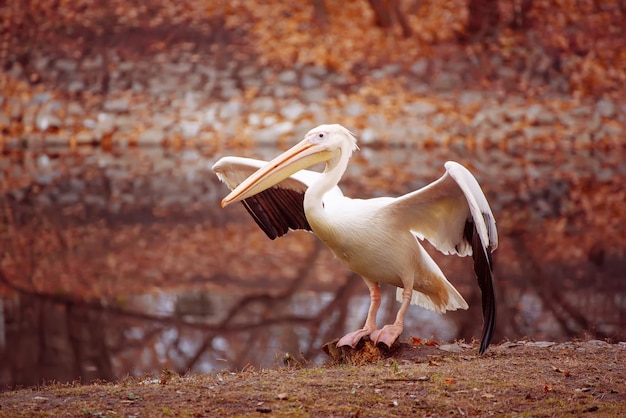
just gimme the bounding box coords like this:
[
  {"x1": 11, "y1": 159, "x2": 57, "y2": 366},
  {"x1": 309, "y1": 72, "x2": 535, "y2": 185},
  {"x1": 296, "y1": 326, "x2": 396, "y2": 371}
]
[
  {"x1": 212, "y1": 156, "x2": 343, "y2": 240},
  {"x1": 386, "y1": 161, "x2": 498, "y2": 354}
]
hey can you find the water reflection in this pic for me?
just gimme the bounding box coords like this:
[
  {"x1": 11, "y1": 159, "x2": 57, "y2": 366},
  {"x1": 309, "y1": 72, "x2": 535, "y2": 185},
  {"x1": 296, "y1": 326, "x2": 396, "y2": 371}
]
[{"x1": 1, "y1": 143, "x2": 624, "y2": 387}]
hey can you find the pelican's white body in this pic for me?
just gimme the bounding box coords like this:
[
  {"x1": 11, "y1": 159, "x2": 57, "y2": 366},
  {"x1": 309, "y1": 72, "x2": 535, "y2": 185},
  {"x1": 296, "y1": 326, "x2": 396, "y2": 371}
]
[
  {"x1": 214, "y1": 124, "x2": 498, "y2": 351},
  {"x1": 308, "y1": 195, "x2": 468, "y2": 313}
]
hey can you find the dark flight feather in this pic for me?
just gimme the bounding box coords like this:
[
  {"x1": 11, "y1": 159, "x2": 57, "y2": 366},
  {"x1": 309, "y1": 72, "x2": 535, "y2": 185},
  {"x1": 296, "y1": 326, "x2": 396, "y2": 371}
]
[
  {"x1": 464, "y1": 215, "x2": 496, "y2": 354},
  {"x1": 241, "y1": 187, "x2": 311, "y2": 240}
]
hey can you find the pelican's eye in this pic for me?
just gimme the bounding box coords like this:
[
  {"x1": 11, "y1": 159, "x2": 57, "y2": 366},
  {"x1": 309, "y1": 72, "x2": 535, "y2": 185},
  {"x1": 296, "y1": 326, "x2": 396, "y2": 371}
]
[{"x1": 311, "y1": 131, "x2": 326, "y2": 143}]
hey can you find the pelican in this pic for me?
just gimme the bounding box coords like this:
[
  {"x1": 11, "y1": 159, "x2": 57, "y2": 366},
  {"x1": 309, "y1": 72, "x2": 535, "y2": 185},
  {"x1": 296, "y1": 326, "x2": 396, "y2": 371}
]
[{"x1": 213, "y1": 124, "x2": 497, "y2": 354}]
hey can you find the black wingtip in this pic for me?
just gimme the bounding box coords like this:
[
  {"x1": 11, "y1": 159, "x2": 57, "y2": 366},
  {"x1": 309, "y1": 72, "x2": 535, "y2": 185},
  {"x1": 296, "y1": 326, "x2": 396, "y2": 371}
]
[
  {"x1": 241, "y1": 197, "x2": 279, "y2": 240},
  {"x1": 240, "y1": 188, "x2": 312, "y2": 240},
  {"x1": 477, "y1": 242, "x2": 496, "y2": 354},
  {"x1": 478, "y1": 261, "x2": 496, "y2": 355},
  {"x1": 465, "y1": 219, "x2": 497, "y2": 355}
]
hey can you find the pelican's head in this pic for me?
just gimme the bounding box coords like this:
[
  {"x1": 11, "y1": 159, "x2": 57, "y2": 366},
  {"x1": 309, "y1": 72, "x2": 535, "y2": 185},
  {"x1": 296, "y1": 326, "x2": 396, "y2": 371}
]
[
  {"x1": 221, "y1": 124, "x2": 358, "y2": 207},
  {"x1": 305, "y1": 124, "x2": 359, "y2": 154}
]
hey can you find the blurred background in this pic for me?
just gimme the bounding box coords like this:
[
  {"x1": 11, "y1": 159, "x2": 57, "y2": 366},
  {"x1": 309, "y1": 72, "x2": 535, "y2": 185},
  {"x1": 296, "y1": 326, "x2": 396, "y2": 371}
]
[{"x1": 0, "y1": 0, "x2": 624, "y2": 388}]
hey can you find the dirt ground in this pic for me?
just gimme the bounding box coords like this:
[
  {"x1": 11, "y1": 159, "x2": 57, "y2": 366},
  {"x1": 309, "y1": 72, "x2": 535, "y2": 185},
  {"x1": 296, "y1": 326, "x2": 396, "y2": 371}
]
[{"x1": 1, "y1": 339, "x2": 623, "y2": 417}]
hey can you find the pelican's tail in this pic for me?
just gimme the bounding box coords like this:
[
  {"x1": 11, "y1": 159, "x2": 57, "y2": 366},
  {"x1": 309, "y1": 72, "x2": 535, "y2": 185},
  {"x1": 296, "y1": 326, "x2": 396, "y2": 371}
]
[
  {"x1": 395, "y1": 240, "x2": 469, "y2": 313},
  {"x1": 396, "y1": 284, "x2": 468, "y2": 314}
]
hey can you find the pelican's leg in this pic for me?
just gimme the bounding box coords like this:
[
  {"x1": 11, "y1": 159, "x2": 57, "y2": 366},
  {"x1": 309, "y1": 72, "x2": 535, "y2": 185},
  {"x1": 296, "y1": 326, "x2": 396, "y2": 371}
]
[
  {"x1": 337, "y1": 280, "x2": 380, "y2": 348},
  {"x1": 370, "y1": 286, "x2": 412, "y2": 347}
]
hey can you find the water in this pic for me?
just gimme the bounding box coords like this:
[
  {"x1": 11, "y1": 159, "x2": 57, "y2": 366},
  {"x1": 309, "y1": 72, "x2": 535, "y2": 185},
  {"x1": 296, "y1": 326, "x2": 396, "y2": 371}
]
[{"x1": 1, "y1": 143, "x2": 624, "y2": 387}]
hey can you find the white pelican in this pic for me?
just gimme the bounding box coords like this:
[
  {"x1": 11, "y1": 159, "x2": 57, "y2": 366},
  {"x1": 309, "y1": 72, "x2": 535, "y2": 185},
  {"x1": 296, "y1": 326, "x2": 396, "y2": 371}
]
[{"x1": 213, "y1": 124, "x2": 498, "y2": 354}]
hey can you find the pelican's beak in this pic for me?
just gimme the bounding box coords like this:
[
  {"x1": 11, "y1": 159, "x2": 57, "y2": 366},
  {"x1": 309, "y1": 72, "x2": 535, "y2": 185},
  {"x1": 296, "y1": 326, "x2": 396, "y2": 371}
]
[{"x1": 221, "y1": 137, "x2": 334, "y2": 207}]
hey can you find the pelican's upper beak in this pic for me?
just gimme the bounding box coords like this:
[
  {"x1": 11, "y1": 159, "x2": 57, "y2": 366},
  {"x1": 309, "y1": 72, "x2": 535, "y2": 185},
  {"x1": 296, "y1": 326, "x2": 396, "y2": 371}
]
[{"x1": 221, "y1": 137, "x2": 334, "y2": 207}]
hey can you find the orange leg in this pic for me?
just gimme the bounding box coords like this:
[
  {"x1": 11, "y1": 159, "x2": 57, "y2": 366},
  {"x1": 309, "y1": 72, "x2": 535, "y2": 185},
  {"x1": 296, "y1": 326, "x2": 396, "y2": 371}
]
[
  {"x1": 337, "y1": 281, "x2": 381, "y2": 348},
  {"x1": 370, "y1": 285, "x2": 411, "y2": 347}
]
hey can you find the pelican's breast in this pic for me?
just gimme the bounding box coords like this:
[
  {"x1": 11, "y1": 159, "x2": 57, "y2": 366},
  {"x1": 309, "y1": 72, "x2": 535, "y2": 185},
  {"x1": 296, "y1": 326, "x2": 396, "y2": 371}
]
[{"x1": 308, "y1": 196, "x2": 412, "y2": 284}]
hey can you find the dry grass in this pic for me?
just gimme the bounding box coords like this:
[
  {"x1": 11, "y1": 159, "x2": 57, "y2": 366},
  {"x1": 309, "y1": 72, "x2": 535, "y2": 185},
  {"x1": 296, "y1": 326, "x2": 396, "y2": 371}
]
[{"x1": 1, "y1": 340, "x2": 624, "y2": 417}]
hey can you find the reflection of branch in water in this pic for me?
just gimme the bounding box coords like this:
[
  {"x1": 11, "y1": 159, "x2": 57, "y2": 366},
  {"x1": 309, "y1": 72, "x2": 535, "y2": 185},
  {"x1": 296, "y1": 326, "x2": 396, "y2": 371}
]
[
  {"x1": 0, "y1": 238, "x2": 365, "y2": 374},
  {"x1": 108, "y1": 325, "x2": 164, "y2": 355},
  {"x1": 510, "y1": 233, "x2": 611, "y2": 340},
  {"x1": 184, "y1": 241, "x2": 324, "y2": 371},
  {"x1": 65, "y1": 301, "x2": 115, "y2": 382},
  {"x1": 0, "y1": 266, "x2": 323, "y2": 332},
  {"x1": 301, "y1": 272, "x2": 362, "y2": 360}
]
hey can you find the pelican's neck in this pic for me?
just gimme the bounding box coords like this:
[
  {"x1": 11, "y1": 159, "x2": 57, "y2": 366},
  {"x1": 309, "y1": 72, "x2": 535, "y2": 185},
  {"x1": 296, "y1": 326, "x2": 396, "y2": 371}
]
[{"x1": 303, "y1": 149, "x2": 348, "y2": 218}]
